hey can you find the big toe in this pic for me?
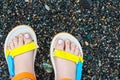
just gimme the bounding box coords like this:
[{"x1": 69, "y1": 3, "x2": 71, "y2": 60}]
[
  {"x1": 24, "y1": 33, "x2": 33, "y2": 44},
  {"x1": 55, "y1": 39, "x2": 64, "y2": 50}
]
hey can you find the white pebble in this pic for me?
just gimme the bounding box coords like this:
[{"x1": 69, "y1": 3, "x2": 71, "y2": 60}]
[
  {"x1": 25, "y1": 0, "x2": 32, "y2": 2},
  {"x1": 45, "y1": 4, "x2": 50, "y2": 11}
]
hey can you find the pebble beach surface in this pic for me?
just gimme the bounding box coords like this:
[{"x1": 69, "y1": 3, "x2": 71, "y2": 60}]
[{"x1": 0, "y1": 0, "x2": 120, "y2": 80}]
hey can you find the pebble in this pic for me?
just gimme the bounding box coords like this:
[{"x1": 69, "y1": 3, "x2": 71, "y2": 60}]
[
  {"x1": 42, "y1": 62, "x2": 53, "y2": 73},
  {"x1": 0, "y1": 35, "x2": 2, "y2": 38},
  {"x1": 85, "y1": 41, "x2": 89, "y2": 46},
  {"x1": 76, "y1": 0, "x2": 80, "y2": 3},
  {"x1": 25, "y1": 0, "x2": 32, "y2": 2},
  {"x1": 45, "y1": 4, "x2": 50, "y2": 11},
  {"x1": 99, "y1": 60, "x2": 102, "y2": 67},
  {"x1": 0, "y1": 69, "x2": 2, "y2": 73}
]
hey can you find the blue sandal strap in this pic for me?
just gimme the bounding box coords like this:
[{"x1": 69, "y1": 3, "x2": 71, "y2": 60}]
[
  {"x1": 76, "y1": 62, "x2": 83, "y2": 80},
  {"x1": 7, "y1": 56, "x2": 15, "y2": 77}
]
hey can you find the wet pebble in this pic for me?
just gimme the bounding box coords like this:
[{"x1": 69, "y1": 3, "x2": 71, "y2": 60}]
[{"x1": 42, "y1": 62, "x2": 53, "y2": 73}]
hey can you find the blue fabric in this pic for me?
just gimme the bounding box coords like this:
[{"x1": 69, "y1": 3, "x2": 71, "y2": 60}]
[
  {"x1": 76, "y1": 62, "x2": 83, "y2": 80},
  {"x1": 7, "y1": 56, "x2": 15, "y2": 77}
]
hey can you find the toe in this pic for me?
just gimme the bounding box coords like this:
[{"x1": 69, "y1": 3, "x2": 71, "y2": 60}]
[
  {"x1": 70, "y1": 43, "x2": 76, "y2": 53},
  {"x1": 7, "y1": 45, "x2": 11, "y2": 50},
  {"x1": 55, "y1": 39, "x2": 64, "y2": 50},
  {"x1": 24, "y1": 33, "x2": 33, "y2": 44},
  {"x1": 65, "y1": 39, "x2": 70, "y2": 52},
  {"x1": 18, "y1": 34, "x2": 24, "y2": 46},
  {"x1": 79, "y1": 52, "x2": 82, "y2": 56},
  {"x1": 74, "y1": 47, "x2": 79, "y2": 56},
  {"x1": 13, "y1": 36, "x2": 18, "y2": 48},
  {"x1": 9, "y1": 40, "x2": 15, "y2": 50}
]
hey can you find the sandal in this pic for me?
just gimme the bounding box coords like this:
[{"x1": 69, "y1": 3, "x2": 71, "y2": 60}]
[
  {"x1": 50, "y1": 32, "x2": 84, "y2": 80},
  {"x1": 4, "y1": 25, "x2": 38, "y2": 80}
]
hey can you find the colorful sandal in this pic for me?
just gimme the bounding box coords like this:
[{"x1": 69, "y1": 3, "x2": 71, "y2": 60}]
[
  {"x1": 4, "y1": 25, "x2": 38, "y2": 80},
  {"x1": 50, "y1": 32, "x2": 84, "y2": 80}
]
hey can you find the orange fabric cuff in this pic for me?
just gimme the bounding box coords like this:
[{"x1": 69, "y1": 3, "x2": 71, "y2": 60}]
[
  {"x1": 12, "y1": 72, "x2": 36, "y2": 80},
  {"x1": 61, "y1": 78, "x2": 72, "y2": 80}
]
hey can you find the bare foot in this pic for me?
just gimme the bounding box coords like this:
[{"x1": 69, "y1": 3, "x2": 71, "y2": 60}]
[
  {"x1": 55, "y1": 39, "x2": 82, "y2": 80},
  {"x1": 7, "y1": 33, "x2": 35, "y2": 80}
]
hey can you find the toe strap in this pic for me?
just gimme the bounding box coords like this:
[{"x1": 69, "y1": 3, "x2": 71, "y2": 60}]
[
  {"x1": 12, "y1": 72, "x2": 36, "y2": 80},
  {"x1": 54, "y1": 49, "x2": 84, "y2": 63},
  {"x1": 6, "y1": 41, "x2": 38, "y2": 57}
]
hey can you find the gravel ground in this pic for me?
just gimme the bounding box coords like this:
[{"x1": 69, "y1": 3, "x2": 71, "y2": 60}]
[{"x1": 0, "y1": 0, "x2": 120, "y2": 80}]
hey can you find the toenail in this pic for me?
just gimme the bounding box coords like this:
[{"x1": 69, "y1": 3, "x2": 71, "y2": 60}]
[
  {"x1": 24, "y1": 34, "x2": 30, "y2": 39},
  {"x1": 19, "y1": 34, "x2": 22, "y2": 37},
  {"x1": 14, "y1": 37, "x2": 17, "y2": 40},
  {"x1": 7, "y1": 46, "x2": 10, "y2": 50},
  {"x1": 66, "y1": 39, "x2": 69, "y2": 43},
  {"x1": 10, "y1": 41, "x2": 12, "y2": 44},
  {"x1": 58, "y1": 39, "x2": 63, "y2": 44},
  {"x1": 76, "y1": 47, "x2": 79, "y2": 49}
]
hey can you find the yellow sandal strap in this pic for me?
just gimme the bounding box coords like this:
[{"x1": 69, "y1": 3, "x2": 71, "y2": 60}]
[
  {"x1": 6, "y1": 41, "x2": 38, "y2": 57},
  {"x1": 54, "y1": 49, "x2": 84, "y2": 63}
]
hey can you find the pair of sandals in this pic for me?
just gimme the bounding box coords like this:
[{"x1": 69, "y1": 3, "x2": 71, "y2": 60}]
[{"x1": 4, "y1": 25, "x2": 84, "y2": 80}]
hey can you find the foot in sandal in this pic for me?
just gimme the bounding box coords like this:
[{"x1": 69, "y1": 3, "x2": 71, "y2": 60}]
[
  {"x1": 50, "y1": 33, "x2": 84, "y2": 80},
  {"x1": 4, "y1": 25, "x2": 38, "y2": 80},
  {"x1": 8, "y1": 33, "x2": 34, "y2": 79},
  {"x1": 55, "y1": 39, "x2": 82, "y2": 80}
]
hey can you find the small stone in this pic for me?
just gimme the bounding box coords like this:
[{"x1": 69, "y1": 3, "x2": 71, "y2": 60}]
[
  {"x1": 0, "y1": 69, "x2": 2, "y2": 73},
  {"x1": 90, "y1": 43, "x2": 97, "y2": 48},
  {"x1": 88, "y1": 70, "x2": 91, "y2": 73},
  {"x1": 45, "y1": 4, "x2": 50, "y2": 11},
  {"x1": 87, "y1": 33, "x2": 91, "y2": 39},
  {"x1": 42, "y1": 62, "x2": 53, "y2": 73},
  {"x1": 76, "y1": 0, "x2": 80, "y2": 3},
  {"x1": 88, "y1": 54, "x2": 92, "y2": 60},
  {"x1": 85, "y1": 41, "x2": 89, "y2": 46},
  {"x1": 92, "y1": 75, "x2": 97, "y2": 80},
  {"x1": 76, "y1": 10, "x2": 81, "y2": 13},
  {"x1": 25, "y1": 0, "x2": 32, "y2": 2},
  {"x1": 0, "y1": 34, "x2": 2, "y2": 38},
  {"x1": 99, "y1": 60, "x2": 102, "y2": 67}
]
